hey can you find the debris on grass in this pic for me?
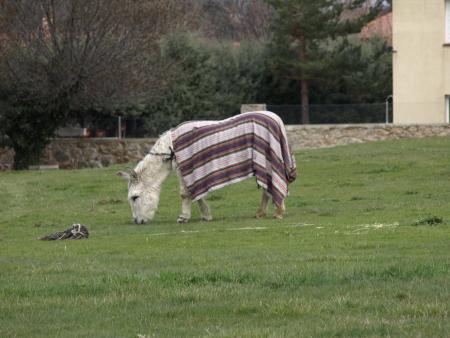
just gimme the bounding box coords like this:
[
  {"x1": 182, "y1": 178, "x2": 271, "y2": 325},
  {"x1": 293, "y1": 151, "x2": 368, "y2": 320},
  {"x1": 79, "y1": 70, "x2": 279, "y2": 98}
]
[
  {"x1": 40, "y1": 224, "x2": 89, "y2": 240},
  {"x1": 97, "y1": 198, "x2": 123, "y2": 205},
  {"x1": 413, "y1": 216, "x2": 444, "y2": 226},
  {"x1": 350, "y1": 196, "x2": 365, "y2": 201},
  {"x1": 345, "y1": 222, "x2": 399, "y2": 235}
]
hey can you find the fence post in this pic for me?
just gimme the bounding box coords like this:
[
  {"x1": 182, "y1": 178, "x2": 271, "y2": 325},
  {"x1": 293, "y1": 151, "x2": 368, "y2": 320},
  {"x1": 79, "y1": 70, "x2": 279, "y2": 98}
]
[
  {"x1": 385, "y1": 95, "x2": 393, "y2": 124},
  {"x1": 118, "y1": 116, "x2": 122, "y2": 139}
]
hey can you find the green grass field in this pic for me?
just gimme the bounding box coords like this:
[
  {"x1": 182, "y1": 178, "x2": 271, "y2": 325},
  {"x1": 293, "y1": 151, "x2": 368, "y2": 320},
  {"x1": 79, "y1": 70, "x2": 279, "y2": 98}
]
[{"x1": 1, "y1": 137, "x2": 450, "y2": 337}]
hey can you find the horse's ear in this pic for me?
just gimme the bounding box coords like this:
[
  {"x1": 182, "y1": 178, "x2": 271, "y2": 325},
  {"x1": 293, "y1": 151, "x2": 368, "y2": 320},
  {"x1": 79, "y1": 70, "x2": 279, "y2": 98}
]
[{"x1": 117, "y1": 171, "x2": 130, "y2": 181}]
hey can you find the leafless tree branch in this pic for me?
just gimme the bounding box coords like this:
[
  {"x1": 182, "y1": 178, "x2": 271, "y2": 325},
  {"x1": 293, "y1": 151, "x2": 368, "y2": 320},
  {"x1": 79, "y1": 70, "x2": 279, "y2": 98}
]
[{"x1": 0, "y1": 0, "x2": 198, "y2": 112}]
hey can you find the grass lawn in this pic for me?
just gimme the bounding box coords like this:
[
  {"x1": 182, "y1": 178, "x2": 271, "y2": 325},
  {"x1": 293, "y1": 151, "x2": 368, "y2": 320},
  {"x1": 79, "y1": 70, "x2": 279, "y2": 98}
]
[{"x1": 1, "y1": 137, "x2": 450, "y2": 337}]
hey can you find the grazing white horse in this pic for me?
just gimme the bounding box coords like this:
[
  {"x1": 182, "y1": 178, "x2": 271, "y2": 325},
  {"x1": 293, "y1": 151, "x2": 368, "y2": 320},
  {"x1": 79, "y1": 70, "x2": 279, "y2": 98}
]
[{"x1": 118, "y1": 111, "x2": 297, "y2": 224}]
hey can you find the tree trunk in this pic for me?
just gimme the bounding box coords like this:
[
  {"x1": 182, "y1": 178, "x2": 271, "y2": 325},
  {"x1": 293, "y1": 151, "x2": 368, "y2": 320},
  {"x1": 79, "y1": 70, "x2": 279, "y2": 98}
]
[
  {"x1": 299, "y1": 35, "x2": 310, "y2": 124},
  {"x1": 301, "y1": 79, "x2": 310, "y2": 124},
  {"x1": 13, "y1": 145, "x2": 41, "y2": 170}
]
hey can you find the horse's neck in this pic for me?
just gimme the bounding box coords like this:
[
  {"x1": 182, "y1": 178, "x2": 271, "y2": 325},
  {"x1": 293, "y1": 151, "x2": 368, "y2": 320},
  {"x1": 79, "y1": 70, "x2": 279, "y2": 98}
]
[
  {"x1": 151, "y1": 131, "x2": 173, "y2": 154},
  {"x1": 135, "y1": 131, "x2": 173, "y2": 187}
]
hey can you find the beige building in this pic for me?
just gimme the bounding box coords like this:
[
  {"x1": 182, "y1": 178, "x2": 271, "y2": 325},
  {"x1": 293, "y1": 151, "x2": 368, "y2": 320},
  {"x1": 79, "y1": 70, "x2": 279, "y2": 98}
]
[{"x1": 393, "y1": 0, "x2": 450, "y2": 124}]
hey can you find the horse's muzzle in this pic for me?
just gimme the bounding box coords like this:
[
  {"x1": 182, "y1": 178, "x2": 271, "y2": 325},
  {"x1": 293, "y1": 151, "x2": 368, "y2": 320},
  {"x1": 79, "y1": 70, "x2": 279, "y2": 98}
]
[{"x1": 134, "y1": 218, "x2": 147, "y2": 225}]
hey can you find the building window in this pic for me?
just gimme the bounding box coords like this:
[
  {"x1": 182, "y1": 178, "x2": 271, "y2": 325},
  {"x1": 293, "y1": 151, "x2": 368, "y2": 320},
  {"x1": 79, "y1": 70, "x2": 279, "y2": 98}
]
[{"x1": 446, "y1": 0, "x2": 450, "y2": 43}]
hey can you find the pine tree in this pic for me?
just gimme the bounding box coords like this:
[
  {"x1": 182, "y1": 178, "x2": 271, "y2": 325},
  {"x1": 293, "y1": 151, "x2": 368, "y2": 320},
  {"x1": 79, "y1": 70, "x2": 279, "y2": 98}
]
[{"x1": 267, "y1": 0, "x2": 382, "y2": 123}]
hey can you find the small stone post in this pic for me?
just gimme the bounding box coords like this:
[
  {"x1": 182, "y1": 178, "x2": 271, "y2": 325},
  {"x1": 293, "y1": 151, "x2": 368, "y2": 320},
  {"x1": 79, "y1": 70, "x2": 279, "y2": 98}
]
[{"x1": 240, "y1": 104, "x2": 267, "y2": 114}]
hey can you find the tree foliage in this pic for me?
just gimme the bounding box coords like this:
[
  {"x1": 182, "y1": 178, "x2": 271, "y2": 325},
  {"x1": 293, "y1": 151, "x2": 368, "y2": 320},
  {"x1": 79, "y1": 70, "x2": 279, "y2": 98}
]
[
  {"x1": 259, "y1": 36, "x2": 392, "y2": 107},
  {"x1": 0, "y1": 0, "x2": 394, "y2": 169},
  {"x1": 0, "y1": 0, "x2": 193, "y2": 169},
  {"x1": 141, "y1": 33, "x2": 392, "y2": 133},
  {"x1": 311, "y1": 37, "x2": 392, "y2": 104},
  {"x1": 266, "y1": 0, "x2": 383, "y2": 123},
  {"x1": 142, "y1": 34, "x2": 266, "y2": 136}
]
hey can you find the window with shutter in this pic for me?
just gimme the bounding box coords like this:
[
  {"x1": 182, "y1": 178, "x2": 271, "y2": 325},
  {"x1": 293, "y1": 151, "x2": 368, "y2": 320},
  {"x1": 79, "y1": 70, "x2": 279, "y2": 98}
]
[{"x1": 446, "y1": 0, "x2": 450, "y2": 42}]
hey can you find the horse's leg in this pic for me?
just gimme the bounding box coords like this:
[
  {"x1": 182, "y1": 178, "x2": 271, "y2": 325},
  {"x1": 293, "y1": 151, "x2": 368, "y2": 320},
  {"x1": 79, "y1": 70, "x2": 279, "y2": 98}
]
[
  {"x1": 177, "y1": 193, "x2": 192, "y2": 223},
  {"x1": 256, "y1": 190, "x2": 270, "y2": 218},
  {"x1": 198, "y1": 199, "x2": 213, "y2": 221},
  {"x1": 177, "y1": 170, "x2": 192, "y2": 223},
  {"x1": 273, "y1": 200, "x2": 286, "y2": 219}
]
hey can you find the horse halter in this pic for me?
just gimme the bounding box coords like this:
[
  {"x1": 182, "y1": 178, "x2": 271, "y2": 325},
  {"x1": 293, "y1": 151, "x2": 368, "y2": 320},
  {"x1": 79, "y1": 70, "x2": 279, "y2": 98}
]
[{"x1": 148, "y1": 147, "x2": 175, "y2": 161}]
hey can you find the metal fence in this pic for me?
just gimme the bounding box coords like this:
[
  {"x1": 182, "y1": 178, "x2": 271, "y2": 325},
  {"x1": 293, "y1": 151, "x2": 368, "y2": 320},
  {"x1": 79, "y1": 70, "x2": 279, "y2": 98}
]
[
  {"x1": 54, "y1": 102, "x2": 392, "y2": 139},
  {"x1": 267, "y1": 103, "x2": 392, "y2": 125},
  {"x1": 56, "y1": 116, "x2": 158, "y2": 139}
]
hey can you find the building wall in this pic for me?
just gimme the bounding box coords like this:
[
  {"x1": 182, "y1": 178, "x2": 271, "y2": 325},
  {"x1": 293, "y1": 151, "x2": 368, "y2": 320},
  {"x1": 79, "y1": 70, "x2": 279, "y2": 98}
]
[{"x1": 393, "y1": 0, "x2": 450, "y2": 124}]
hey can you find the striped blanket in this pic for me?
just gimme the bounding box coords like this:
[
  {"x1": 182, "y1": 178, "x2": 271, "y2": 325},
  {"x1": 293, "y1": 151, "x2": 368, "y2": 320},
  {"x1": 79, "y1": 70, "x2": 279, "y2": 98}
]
[{"x1": 171, "y1": 111, "x2": 297, "y2": 207}]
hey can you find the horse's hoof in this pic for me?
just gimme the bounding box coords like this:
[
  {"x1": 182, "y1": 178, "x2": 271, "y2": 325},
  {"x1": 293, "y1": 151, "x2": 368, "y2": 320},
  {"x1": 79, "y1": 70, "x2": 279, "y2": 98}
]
[
  {"x1": 177, "y1": 216, "x2": 189, "y2": 223},
  {"x1": 201, "y1": 215, "x2": 213, "y2": 222},
  {"x1": 255, "y1": 211, "x2": 266, "y2": 219},
  {"x1": 273, "y1": 213, "x2": 283, "y2": 220}
]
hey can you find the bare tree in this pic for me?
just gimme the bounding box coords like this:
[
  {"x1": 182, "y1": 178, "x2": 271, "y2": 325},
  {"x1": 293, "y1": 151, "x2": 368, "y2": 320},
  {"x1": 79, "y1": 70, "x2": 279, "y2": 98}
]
[
  {"x1": 2, "y1": 0, "x2": 197, "y2": 107},
  {"x1": 201, "y1": 0, "x2": 272, "y2": 41},
  {"x1": 0, "y1": 0, "x2": 197, "y2": 168}
]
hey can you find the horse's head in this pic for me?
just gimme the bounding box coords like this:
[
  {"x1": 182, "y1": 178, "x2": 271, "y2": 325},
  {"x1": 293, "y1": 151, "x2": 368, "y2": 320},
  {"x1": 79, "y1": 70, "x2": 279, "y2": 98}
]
[
  {"x1": 117, "y1": 150, "x2": 174, "y2": 224},
  {"x1": 117, "y1": 168, "x2": 161, "y2": 224},
  {"x1": 118, "y1": 132, "x2": 174, "y2": 224}
]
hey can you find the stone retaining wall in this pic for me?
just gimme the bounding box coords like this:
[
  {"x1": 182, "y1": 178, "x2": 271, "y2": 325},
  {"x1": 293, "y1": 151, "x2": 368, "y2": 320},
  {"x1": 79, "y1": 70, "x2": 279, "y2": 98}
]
[
  {"x1": 0, "y1": 138, "x2": 156, "y2": 170},
  {"x1": 285, "y1": 123, "x2": 450, "y2": 152},
  {"x1": 1, "y1": 124, "x2": 450, "y2": 170},
  {"x1": 0, "y1": 147, "x2": 14, "y2": 170}
]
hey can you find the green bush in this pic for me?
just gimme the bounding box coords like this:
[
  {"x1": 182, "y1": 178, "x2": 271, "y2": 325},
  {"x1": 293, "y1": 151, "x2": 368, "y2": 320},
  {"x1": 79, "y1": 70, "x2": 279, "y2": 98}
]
[
  {"x1": 143, "y1": 34, "x2": 267, "y2": 134},
  {"x1": 311, "y1": 36, "x2": 393, "y2": 104},
  {"x1": 261, "y1": 36, "x2": 393, "y2": 106}
]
